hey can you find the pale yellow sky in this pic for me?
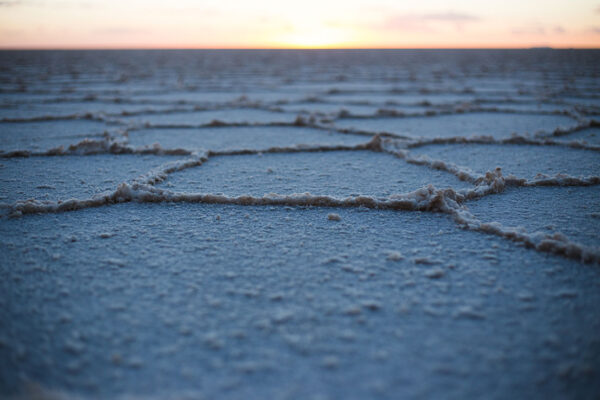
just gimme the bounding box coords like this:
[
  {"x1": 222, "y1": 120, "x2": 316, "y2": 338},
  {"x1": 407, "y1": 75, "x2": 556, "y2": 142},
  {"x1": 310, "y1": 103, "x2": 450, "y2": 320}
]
[{"x1": 1, "y1": 0, "x2": 599, "y2": 48}]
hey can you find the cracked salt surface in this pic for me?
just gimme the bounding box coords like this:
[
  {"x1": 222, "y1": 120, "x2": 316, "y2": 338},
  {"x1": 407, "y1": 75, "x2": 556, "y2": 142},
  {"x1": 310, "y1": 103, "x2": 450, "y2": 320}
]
[{"x1": 1, "y1": 50, "x2": 599, "y2": 399}]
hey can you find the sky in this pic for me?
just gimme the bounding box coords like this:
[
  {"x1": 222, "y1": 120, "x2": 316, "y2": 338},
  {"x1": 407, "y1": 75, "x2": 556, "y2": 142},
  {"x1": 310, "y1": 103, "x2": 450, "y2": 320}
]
[{"x1": 0, "y1": 0, "x2": 599, "y2": 49}]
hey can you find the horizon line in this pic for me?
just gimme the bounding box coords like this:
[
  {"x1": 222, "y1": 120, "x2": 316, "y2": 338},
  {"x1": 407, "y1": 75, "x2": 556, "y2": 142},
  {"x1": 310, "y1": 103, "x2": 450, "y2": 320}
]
[{"x1": 1, "y1": 46, "x2": 599, "y2": 51}]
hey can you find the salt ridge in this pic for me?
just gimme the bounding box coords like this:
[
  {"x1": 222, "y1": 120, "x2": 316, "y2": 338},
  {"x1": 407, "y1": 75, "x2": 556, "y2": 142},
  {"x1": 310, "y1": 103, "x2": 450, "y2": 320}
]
[
  {"x1": 2, "y1": 87, "x2": 599, "y2": 265},
  {"x1": 4, "y1": 134, "x2": 598, "y2": 264}
]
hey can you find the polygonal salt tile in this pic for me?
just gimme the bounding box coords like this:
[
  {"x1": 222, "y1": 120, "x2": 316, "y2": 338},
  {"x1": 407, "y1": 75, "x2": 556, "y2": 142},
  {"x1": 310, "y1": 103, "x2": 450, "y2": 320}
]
[
  {"x1": 467, "y1": 186, "x2": 600, "y2": 248},
  {"x1": 277, "y1": 102, "x2": 381, "y2": 116},
  {"x1": 127, "y1": 126, "x2": 368, "y2": 152},
  {"x1": 333, "y1": 112, "x2": 578, "y2": 139},
  {"x1": 126, "y1": 90, "x2": 309, "y2": 104},
  {"x1": 0, "y1": 102, "x2": 179, "y2": 121},
  {"x1": 0, "y1": 155, "x2": 177, "y2": 204},
  {"x1": 555, "y1": 127, "x2": 600, "y2": 145},
  {"x1": 324, "y1": 92, "x2": 476, "y2": 106},
  {"x1": 118, "y1": 108, "x2": 297, "y2": 126},
  {"x1": 472, "y1": 102, "x2": 574, "y2": 113},
  {"x1": 127, "y1": 91, "x2": 249, "y2": 104},
  {"x1": 409, "y1": 144, "x2": 600, "y2": 179},
  {"x1": 0, "y1": 120, "x2": 110, "y2": 152},
  {"x1": 157, "y1": 150, "x2": 473, "y2": 197},
  {"x1": 563, "y1": 96, "x2": 600, "y2": 108}
]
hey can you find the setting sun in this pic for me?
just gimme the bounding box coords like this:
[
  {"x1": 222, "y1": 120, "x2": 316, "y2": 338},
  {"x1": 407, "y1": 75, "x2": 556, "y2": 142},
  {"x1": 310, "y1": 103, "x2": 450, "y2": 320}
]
[{"x1": 273, "y1": 25, "x2": 351, "y2": 49}]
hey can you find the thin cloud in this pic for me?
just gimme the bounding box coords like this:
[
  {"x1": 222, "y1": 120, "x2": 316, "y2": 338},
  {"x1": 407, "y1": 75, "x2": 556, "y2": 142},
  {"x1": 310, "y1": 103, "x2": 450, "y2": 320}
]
[
  {"x1": 0, "y1": 0, "x2": 23, "y2": 6},
  {"x1": 512, "y1": 26, "x2": 546, "y2": 35},
  {"x1": 421, "y1": 12, "x2": 479, "y2": 22},
  {"x1": 381, "y1": 11, "x2": 480, "y2": 32},
  {"x1": 92, "y1": 27, "x2": 149, "y2": 36},
  {"x1": 0, "y1": 0, "x2": 82, "y2": 7},
  {"x1": 587, "y1": 26, "x2": 600, "y2": 34},
  {"x1": 0, "y1": 28, "x2": 23, "y2": 36},
  {"x1": 512, "y1": 25, "x2": 565, "y2": 36}
]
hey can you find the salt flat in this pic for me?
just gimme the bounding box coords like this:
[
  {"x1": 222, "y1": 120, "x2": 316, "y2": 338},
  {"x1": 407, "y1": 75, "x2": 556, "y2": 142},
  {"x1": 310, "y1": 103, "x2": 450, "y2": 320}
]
[{"x1": 0, "y1": 49, "x2": 599, "y2": 400}]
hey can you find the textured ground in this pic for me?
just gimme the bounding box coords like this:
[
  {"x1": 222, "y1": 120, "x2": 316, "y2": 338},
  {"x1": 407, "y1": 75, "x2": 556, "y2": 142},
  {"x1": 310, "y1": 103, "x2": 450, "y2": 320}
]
[{"x1": 0, "y1": 50, "x2": 599, "y2": 400}]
